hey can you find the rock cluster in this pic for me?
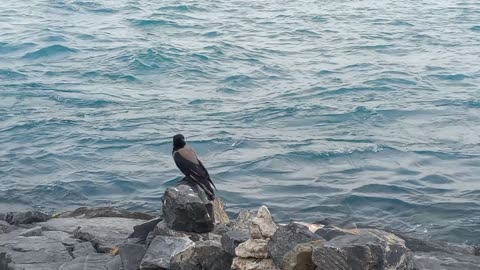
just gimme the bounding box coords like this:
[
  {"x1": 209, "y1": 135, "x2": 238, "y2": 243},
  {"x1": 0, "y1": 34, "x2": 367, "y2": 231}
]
[
  {"x1": 230, "y1": 206, "x2": 279, "y2": 270},
  {"x1": 1, "y1": 184, "x2": 480, "y2": 270}
]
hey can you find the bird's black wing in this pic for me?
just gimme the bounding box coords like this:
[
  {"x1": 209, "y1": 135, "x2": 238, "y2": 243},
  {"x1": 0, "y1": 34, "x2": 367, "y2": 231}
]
[
  {"x1": 199, "y1": 160, "x2": 217, "y2": 190},
  {"x1": 173, "y1": 151, "x2": 215, "y2": 197}
]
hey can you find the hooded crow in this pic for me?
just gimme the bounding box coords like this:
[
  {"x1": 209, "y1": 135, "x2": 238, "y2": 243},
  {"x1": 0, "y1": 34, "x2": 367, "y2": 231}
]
[{"x1": 172, "y1": 134, "x2": 216, "y2": 200}]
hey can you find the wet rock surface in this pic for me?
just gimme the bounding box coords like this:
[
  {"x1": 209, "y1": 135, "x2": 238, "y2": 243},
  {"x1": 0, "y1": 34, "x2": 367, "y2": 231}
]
[
  {"x1": 268, "y1": 222, "x2": 324, "y2": 269},
  {"x1": 58, "y1": 206, "x2": 155, "y2": 220},
  {"x1": 222, "y1": 229, "x2": 250, "y2": 255},
  {"x1": 4, "y1": 211, "x2": 51, "y2": 225},
  {"x1": 312, "y1": 229, "x2": 413, "y2": 270},
  {"x1": 236, "y1": 239, "x2": 269, "y2": 259},
  {"x1": 282, "y1": 240, "x2": 324, "y2": 270},
  {"x1": 163, "y1": 184, "x2": 215, "y2": 233},
  {"x1": 140, "y1": 235, "x2": 195, "y2": 269}
]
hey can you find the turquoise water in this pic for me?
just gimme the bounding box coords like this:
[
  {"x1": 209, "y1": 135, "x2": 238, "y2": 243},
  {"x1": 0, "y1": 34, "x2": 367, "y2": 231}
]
[{"x1": 1, "y1": 0, "x2": 480, "y2": 244}]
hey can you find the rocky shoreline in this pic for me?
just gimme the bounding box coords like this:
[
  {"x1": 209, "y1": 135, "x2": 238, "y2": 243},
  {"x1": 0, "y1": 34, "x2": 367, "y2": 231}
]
[{"x1": 1, "y1": 182, "x2": 479, "y2": 270}]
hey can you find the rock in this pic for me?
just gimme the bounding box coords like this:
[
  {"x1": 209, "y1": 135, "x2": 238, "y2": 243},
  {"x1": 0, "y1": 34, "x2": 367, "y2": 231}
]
[
  {"x1": 154, "y1": 220, "x2": 188, "y2": 238},
  {"x1": 43, "y1": 230, "x2": 80, "y2": 247},
  {"x1": 146, "y1": 231, "x2": 155, "y2": 247},
  {"x1": 236, "y1": 239, "x2": 269, "y2": 259},
  {"x1": 72, "y1": 242, "x2": 96, "y2": 258},
  {"x1": 59, "y1": 253, "x2": 115, "y2": 270},
  {"x1": 212, "y1": 198, "x2": 230, "y2": 224},
  {"x1": 19, "y1": 226, "x2": 43, "y2": 237},
  {"x1": 232, "y1": 258, "x2": 279, "y2": 270},
  {"x1": 38, "y1": 217, "x2": 145, "y2": 253},
  {"x1": 162, "y1": 184, "x2": 215, "y2": 233},
  {"x1": 282, "y1": 240, "x2": 324, "y2": 270},
  {"x1": 0, "y1": 232, "x2": 72, "y2": 269},
  {"x1": 292, "y1": 222, "x2": 324, "y2": 233},
  {"x1": 312, "y1": 229, "x2": 413, "y2": 270},
  {"x1": 250, "y1": 206, "x2": 277, "y2": 239},
  {"x1": 0, "y1": 213, "x2": 6, "y2": 221},
  {"x1": 0, "y1": 220, "x2": 10, "y2": 233},
  {"x1": 106, "y1": 255, "x2": 123, "y2": 270},
  {"x1": 153, "y1": 220, "x2": 220, "y2": 243},
  {"x1": 3, "y1": 225, "x2": 21, "y2": 234},
  {"x1": 171, "y1": 240, "x2": 233, "y2": 270},
  {"x1": 5, "y1": 211, "x2": 51, "y2": 225},
  {"x1": 119, "y1": 243, "x2": 147, "y2": 270},
  {"x1": 222, "y1": 229, "x2": 250, "y2": 255},
  {"x1": 128, "y1": 217, "x2": 163, "y2": 244},
  {"x1": 315, "y1": 225, "x2": 358, "y2": 241},
  {"x1": 59, "y1": 206, "x2": 155, "y2": 220},
  {"x1": 232, "y1": 209, "x2": 256, "y2": 232},
  {"x1": 212, "y1": 223, "x2": 230, "y2": 236},
  {"x1": 140, "y1": 236, "x2": 195, "y2": 269},
  {"x1": 268, "y1": 222, "x2": 324, "y2": 269},
  {"x1": 193, "y1": 240, "x2": 233, "y2": 270},
  {"x1": 413, "y1": 251, "x2": 480, "y2": 270}
]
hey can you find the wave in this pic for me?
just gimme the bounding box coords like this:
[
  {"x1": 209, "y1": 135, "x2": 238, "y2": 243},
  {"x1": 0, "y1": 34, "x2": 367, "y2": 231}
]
[
  {"x1": 158, "y1": 5, "x2": 207, "y2": 12},
  {"x1": 129, "y1": 19, "x2": 179, "y2": 27},
  {"x1": 22, "y1": 45, "x2": 77, "y2": 59},
  {"x1": 0, "y1": 69, "x2": 27, "y2": 79},
  {"x1": 419, "y1": 174, "x2": 455, "y2": 184},
  {"x1": 470, "y1": 26, "x2": 480, "y2": 32},
  {"x1": 429, "y1": 74, "x2": 470, "y2": 81},
  {"x1": 353, "y1": 184, "x2": 419, "y2": 195},
  {"x1": 0, "y1": 42, "x2": 36, "y2": 54}
]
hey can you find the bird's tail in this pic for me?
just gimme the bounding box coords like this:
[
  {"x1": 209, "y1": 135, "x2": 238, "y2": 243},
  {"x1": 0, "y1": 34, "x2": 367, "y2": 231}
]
[{"x1": 189, "y1": 175, "x2": 215, "y2": 200}]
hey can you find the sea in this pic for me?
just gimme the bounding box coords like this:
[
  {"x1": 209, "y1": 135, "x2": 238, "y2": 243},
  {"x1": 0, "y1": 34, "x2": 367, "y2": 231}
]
[{"x1": 1, "y1": 0, "x2": 479, "y2": 245}]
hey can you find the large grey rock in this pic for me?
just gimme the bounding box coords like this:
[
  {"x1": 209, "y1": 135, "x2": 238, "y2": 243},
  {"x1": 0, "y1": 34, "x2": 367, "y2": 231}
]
[
  {"x1": 236, "y1": 239, "x2": 269, "y2": 259},
  {"x1": 153, "y1": 220, "x2": 220, "y2": 243},
  {"x1": 250, "y1": 206, "x2": 277, "y2": 239},
  {"x1": 232, "y1": 258, "x2": 279, "y2": 270},
  {"x1": 38, "y1": 217, "x2": 145, "y2": 253},
  {"x1": 5, "y1": 211, "x2": 51, "y2": 225},
  {"x1": 106, "y1": 256, "x2": 123, "y2": 270},
  {"x1": 191, "y1": 240, "x2": 233, "y2": 270},
  {"x1": 59, "y1": 253, "x2": 115, "y2": 270},
  {"x1": 0, "y1": 213, "x2": 6, "y2": 221},
  {"x1": 58, "y1": 206, "x2": 155, "y2": 220},
  {"x1": 171, "y1": 240, "x2": 233, "y2": 270},
  {"x1": 413, "y1": 251, "x2": 480, "y2": 270},
  {"x1": 0, "y1": 233, "x2": 72, "y2": 270},
  {"x1": 312, "y1": 229, "x2": 414, "y2": 270},
  {"x1": 72, "y1": 242, "x2": 96, "y2": 258},
  {"x1": 128, "y1": 217, "x2": 163, "y2": 244},
  {"x1": 268, "y1": 222, "x2": 324, "y2": 269},
  {"x1": 315, "y1": 225, "x2": 358, "y2": 241},
  {"x1": 0, "y1": 220, "x2": 10, "y2": 234},
  {"x1": 140, "y1": 236, "x2": 195, "y2": 269},
  {"x1": 19, "y1": 226, "x2": 43, "y2": 237},
  {"x1": 119, "y1": 243, "x2": 147, "y2": 270},
  {"x1": 163, "y1": 184, "x2": 215, "y2": 233},
  {"x1": 43, "y1": 230, "x2": 80, "y2": 246},
  {"x1": 282, "y1": 240, "x2": 324, "y2": 270},
  {"x1": 222, "y1": 229, "x2": 250, "y2": 256},
  {"x1": 154, "y1": 220, "x2": 189, "y2": 238}
]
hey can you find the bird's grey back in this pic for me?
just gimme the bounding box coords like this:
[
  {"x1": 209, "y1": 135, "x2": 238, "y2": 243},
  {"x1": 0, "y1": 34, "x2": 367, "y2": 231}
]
[{"x1": 174, "y1": 145, "x2": 200, "y2": 165}]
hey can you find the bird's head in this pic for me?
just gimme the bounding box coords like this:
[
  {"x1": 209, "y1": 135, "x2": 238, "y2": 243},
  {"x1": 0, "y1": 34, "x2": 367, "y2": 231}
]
[{"x1": 173, "y1": 134, "x2": 186, "y2": 149}]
